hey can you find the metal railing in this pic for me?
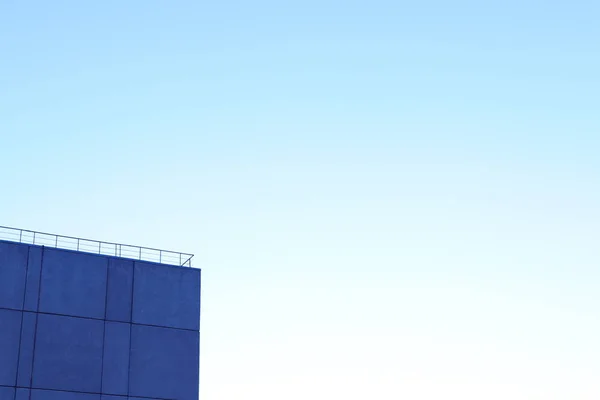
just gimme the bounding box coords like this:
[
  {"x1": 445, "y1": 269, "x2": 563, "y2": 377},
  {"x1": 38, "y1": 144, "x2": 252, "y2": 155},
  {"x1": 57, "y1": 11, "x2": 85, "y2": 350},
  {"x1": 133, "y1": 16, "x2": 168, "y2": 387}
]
[{"x1": 0, "y1": 225, "x2": 194, "y2": 267}]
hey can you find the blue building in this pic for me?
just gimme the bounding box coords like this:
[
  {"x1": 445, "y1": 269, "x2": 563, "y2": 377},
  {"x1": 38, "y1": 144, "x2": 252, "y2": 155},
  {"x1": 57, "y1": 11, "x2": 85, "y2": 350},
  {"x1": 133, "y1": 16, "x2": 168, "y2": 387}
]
[{"x1": 0, "y1": 227, "x2": 200, "y2": 400}]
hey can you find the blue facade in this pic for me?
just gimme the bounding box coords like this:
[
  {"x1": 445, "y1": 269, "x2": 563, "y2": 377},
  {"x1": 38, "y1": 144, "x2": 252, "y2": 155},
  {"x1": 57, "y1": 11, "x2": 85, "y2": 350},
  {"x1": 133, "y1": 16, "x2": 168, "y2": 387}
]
[{"x1": 0, "y1": 240, "x2": 200, "y2": 400}]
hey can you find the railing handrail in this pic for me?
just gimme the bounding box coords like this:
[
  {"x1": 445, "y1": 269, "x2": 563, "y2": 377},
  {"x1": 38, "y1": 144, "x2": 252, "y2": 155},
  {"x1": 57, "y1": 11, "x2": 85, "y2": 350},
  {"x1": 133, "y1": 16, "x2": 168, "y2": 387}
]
[{"x1": 0, "y1": 225, "x2": 194, "y2": 267}]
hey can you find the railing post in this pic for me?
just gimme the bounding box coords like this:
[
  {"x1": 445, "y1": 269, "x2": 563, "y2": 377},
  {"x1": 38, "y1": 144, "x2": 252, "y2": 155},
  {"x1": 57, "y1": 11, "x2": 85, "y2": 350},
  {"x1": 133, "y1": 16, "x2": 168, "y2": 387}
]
[
  {"x1": 33, "y1": 232, "x2": 36, "y2": 245},
  {"x1": 77, "y1": 239, "x2": 80, "y2": 251},
  {"x1": 19, "y1": 230, "x2": 22, "y2": 242},
  {"x1": 139, "y1": 247, "x2": 142, "y2": 260},
  {"x1": 55, "y1": 236, "x2": 58, "y2": 247},
  {"x1": 159, "y1": 250, "x2": 162, "y2": 263}
]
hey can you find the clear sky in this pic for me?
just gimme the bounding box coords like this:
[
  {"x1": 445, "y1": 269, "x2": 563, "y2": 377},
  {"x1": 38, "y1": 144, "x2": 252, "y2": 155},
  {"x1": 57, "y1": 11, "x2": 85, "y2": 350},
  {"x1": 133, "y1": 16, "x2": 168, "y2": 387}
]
[{"x1": 1, "y1": 1, "x2": 599, "y2": 399}]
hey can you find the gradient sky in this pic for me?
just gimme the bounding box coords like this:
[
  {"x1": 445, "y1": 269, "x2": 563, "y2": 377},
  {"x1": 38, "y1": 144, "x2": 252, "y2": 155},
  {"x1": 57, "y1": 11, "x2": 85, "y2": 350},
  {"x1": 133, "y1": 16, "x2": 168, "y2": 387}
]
[{"x1": 1, "y1": 1, "x2": 600, "y2": 399}]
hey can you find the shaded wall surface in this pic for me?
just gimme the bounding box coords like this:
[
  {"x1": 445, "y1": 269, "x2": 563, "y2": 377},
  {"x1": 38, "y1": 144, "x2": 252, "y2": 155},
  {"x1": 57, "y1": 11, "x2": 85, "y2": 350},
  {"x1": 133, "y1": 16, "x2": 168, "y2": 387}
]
[{"x1": 0, "y1": 240, "x2": 200, "y2": 400}]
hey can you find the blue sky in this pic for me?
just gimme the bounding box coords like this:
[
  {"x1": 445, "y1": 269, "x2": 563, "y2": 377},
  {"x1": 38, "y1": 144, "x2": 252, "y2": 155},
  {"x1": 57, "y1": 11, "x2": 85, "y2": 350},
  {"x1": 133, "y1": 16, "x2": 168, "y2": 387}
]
[{"x1": 1, "y1": 1, "x2": 600, "y2": 398}]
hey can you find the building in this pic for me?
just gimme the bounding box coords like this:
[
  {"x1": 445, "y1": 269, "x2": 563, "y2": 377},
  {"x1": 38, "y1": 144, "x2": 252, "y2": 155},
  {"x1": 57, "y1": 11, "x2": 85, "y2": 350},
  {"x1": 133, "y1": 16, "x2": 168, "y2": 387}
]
[{"x1": 0, "y1": 226, "x2": 200, "y2": 400}]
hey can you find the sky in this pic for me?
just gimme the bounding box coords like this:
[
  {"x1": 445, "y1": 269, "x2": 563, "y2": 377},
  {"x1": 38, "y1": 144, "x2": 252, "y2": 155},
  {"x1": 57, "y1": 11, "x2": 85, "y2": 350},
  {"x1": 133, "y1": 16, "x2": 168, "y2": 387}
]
[{"x1": 1, "y1": 1, "x2": 600, "y2": 399}]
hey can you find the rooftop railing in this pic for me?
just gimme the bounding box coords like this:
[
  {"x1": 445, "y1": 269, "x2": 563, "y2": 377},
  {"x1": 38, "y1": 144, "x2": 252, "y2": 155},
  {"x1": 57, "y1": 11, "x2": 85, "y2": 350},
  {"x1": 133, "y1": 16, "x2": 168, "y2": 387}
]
[{"x1": 0, "y1": 225, "x2": 194, "y2": 267}]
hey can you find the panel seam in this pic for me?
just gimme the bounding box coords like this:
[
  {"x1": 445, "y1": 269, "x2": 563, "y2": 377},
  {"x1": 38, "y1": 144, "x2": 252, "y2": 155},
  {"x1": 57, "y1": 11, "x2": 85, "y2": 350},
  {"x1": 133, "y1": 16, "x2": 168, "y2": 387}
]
[
  {"x1": 99, "y1": 257, "x2": 109, "y2": 393},
  {"x1": 14, "y1": 247, "x2": 30, "y2": 387},
  {"x1": 128, "y1": 262, "x2": 136, "y2": 396},
  {"x1": 28, "y1": 246, "x2": 45, "y2": 396},
  {"x1": 0, "y1": 384, "x2": 176, "y2": 400},
  {"x1": 0, "y1": 307, "x2": 199, "y2": 332}
]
